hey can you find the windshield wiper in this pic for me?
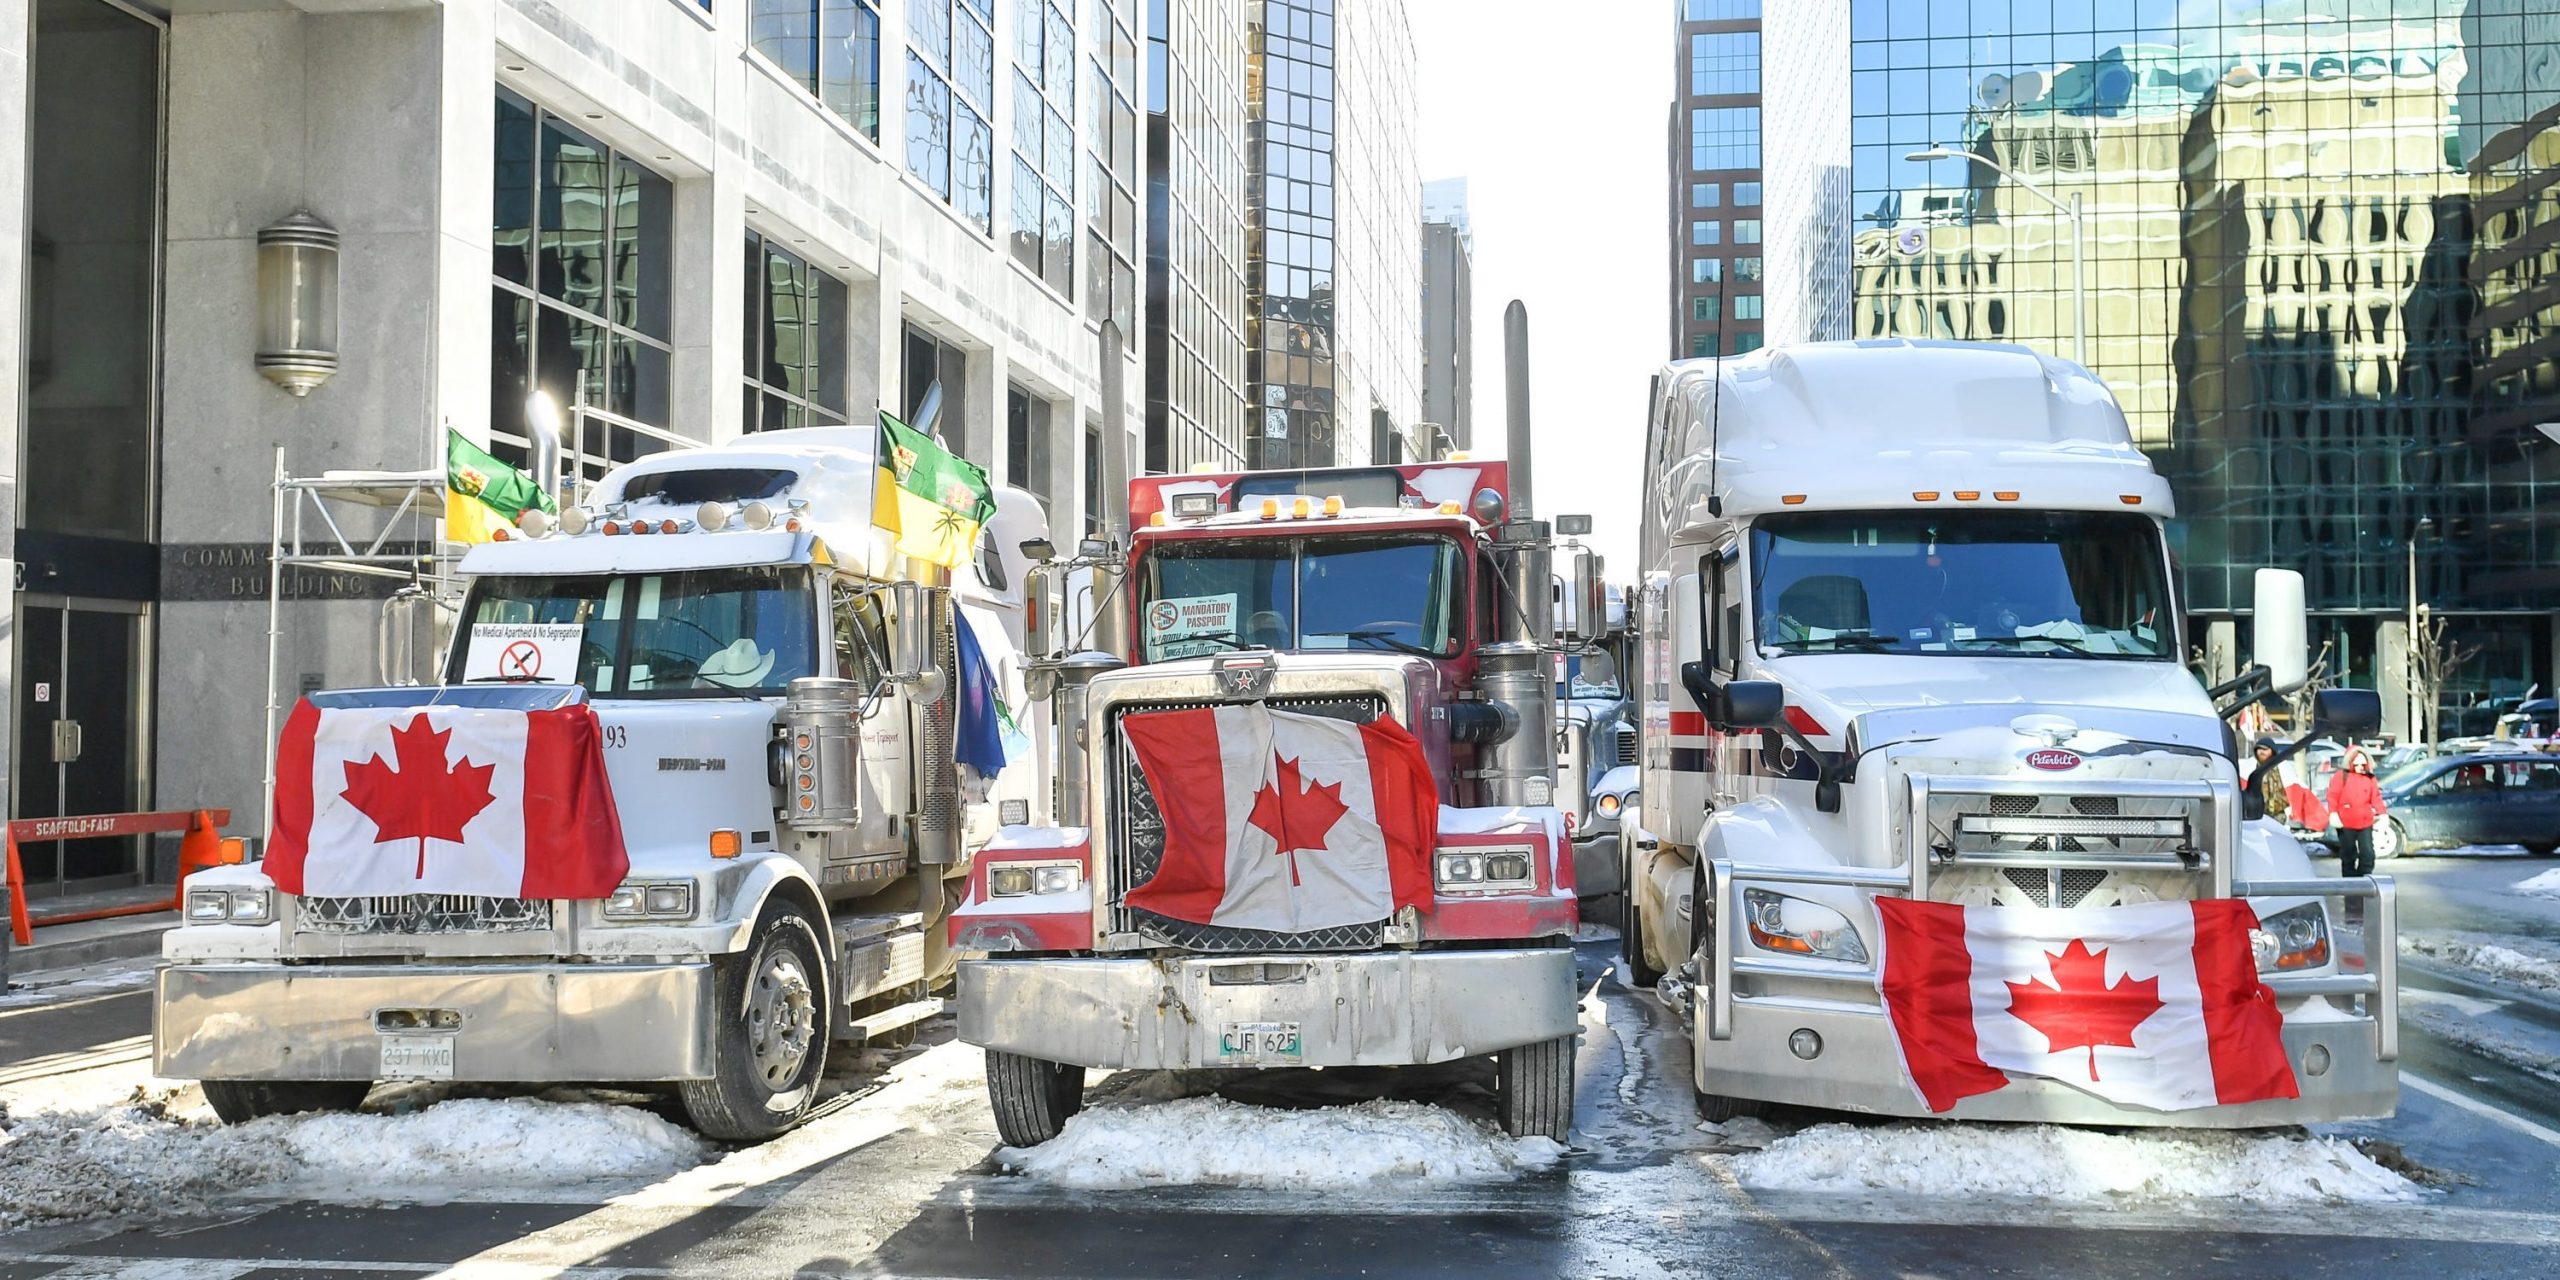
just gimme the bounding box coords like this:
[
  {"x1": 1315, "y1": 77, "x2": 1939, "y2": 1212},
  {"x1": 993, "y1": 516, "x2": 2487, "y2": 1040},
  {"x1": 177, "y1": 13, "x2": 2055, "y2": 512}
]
[
  {"x1": 1338, "y1": 629, "x2": 1439, "y2": 658},
  {"x1": 1158, "y1": 630, "x2": 1254, "y2": 653},
  {"x1": 1771, "y1": 633, "x2": 1901, "y2": 653},
  {"x1": 465, "y1": 675, "x2": 562, "y2": 684},
  {"x1": 1958, "y1": 634, "x2": 2098, "y2": 655}
]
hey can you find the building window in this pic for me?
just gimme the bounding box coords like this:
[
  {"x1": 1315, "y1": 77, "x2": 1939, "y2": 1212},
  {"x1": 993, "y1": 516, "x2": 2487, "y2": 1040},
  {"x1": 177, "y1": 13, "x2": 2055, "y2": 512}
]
[
  {"x1": 742, "y1": 231, "x2": 849, "y2": 431},
  {"x1": 1734, "y1": 332, "x2": 1763, "y2": 354},
  {"x1": 1683, "y1": 0, "x2": 1759, "y2": 19},
  {"x1": 1010, "y1": 0, "x2": 1075, "y2": 295},
  {"x1": 1734, "y1": 256, "x2": 1763, "y2": 281},
  {"x1": 1006, "y1": 383, "x2": 1032, "y2": 488},
  {"x1": 1086, "y1": 6, "x2": 1139, "y2": 345},
  {"x1": 1733, "y1": 181, "x2": 1761, "y2": 206},
  {"x1": 1735, "y1": 219, "x2": 1763, "y2": 244},
  {"x1": 1692, "y1": 258, "x2": 1721, "y2": 284},
  {"x1": 1693, "y1": 296, "x2": 1720, "y2": 323},
  {"x1": 907, "y1": 0, "x2": 996, "y2": 233},
  {"x1": 1689, "y1": 31, "x2": 1759, "y2": 97},
  {"x1": 901, "y1": 323, "x2": 969, "y2": 436},
  {"x1": 1690, "y1": 332, "x2": 1720, "y2": 358},
  {"x1": 491, "y1": 91, "x2": 675, "y2": 469},
  {"x1": 1692, "y1": 183, "x2": 1719, "y2": 208},
  {"x1": 1692, "y1": 220, "x2": 1721, "y2": 246},
  {"x1": 1689, "y1": 106, "x2": 1760, "y2": 171},
  {"x1": 750, "y1": 1, "x2": 882, "y2": 140},
  {"x1": 1733, "y1": 295, "x2": 1763, "y2": 321}
]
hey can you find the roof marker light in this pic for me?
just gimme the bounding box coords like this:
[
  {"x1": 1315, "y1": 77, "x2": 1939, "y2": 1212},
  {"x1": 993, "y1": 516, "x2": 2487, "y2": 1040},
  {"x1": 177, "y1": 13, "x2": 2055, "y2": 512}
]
[
  {"x1": 1438, "y1": 500, "x2": 1462, "y2": 515},
  {"x1": 1149, "y1": 510, "x2": 1168, "y2": 527},
  {"x1": 1292, "y1": 497, "x2": 1311, "y2": 519},
  {"x1": 1189, "y1": 461, "x2": 1219, "y2": 474},
  {"x1": 659, "y1": 518, "x2": 680, "y2": 535},
  {"x1": 740, "y1": 501, "x2": 776, "y2": 530},
  {"x1": 1260, "y1": 498, "x2": 1280, "y2": 520},
  {"x1": 1954, "y1": 490, "x2": 1981, "y2": 501},
  {"x1": 2119, "y1": 494, "x2": 2143, "y2": 505},
  {"x1": 492, "y1": 526, "x2": 512, "y2": 541},
  {"x1": 1447, "y1": 451, "x2": 1472, "y2": 462},
  {"x1": 1994, "y1": 491, "x2": 2020, "y2": 501},
  {"x1": 696, "y1": 501, "x2": 731, "y2": 532},
  {"x1": 1912, "y1": 491, "x2": 1940, "y2": 502},
  {"x1": 784, "y1": 515, "x2": 804, "y2": 532},
  {"x1": 629, "y1": 519, "x2": 651, "y2": 535},
  {"x1": 559, "y1": 506, "x2": 592, "y2": 536},
  {"x1": 518, "y1": 508, "x2": 554, "y2": 538},
  {"x1": 1322, "y1": 496, "x2": 1343, "y2": 517},
  {"x1": 600, "y1": 519, "x2": 623, "y2": 536},
  {"x1": 1782, "y1": 494, "x2": 1809, "y2": 506}
]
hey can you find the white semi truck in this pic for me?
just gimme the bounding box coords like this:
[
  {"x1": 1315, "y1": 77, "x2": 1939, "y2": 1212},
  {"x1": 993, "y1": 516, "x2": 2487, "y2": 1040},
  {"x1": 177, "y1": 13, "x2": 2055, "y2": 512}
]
[
  {"x1": 1622, "y1": 340, "x2": 2400, "y2": 1125},
  {"x1": 155, "y1": 427, "x2": 1043, "y2": 1140}
]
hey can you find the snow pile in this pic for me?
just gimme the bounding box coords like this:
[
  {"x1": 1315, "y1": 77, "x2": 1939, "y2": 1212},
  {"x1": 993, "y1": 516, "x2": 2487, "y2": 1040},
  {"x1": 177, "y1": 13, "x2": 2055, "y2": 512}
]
[
  {"x1": 2515, "y1": 868, "x2": 2560, "y2": 900},
  {"x1": 1000, "y1": 1096, "x2": 1564, "y2": 1190},
  {"x1": 0, "y1": 1093, "x2": 704, "y2": 1228},
  {"x1": 1734, "y1": 1123, "x2": 2419, "y2": 1205},
  {"x1": 2402, "y1": 932, "x2": 2560, "y2": 994}
]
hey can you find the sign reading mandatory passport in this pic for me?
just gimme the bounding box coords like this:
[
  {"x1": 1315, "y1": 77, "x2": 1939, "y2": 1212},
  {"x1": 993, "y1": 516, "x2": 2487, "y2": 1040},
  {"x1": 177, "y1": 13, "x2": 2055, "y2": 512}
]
[{"x1": 1148, "y1": 593, "x2": 1239, "y2": 659}]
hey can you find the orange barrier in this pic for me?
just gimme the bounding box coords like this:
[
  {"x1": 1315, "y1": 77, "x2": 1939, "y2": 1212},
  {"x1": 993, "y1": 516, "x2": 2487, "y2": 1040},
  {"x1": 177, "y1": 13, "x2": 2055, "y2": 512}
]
[{"x1": 4, "y1": 809, "x2": 234, "y2": 947}]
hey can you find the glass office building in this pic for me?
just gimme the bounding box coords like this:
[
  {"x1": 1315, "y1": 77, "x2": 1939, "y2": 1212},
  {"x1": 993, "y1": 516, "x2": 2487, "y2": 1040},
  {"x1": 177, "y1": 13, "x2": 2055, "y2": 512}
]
[
  {"x1": 1669, "y1": 0, "x2": 1767, "y2": 362},
  {"x1": 1145, "y1": 0, "x2": 1251, "y2": 475},
  {"x1": 1244, "y1": 0, "x2": 1422, "y2": 468},
  {"x1": 1761, "y1": 0, "x2": 2560, "y2": 732}
]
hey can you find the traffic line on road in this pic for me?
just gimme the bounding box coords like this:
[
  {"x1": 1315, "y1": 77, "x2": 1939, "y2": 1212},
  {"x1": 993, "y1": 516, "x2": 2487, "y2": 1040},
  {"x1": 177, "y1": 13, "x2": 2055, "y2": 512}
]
[{"x1": 2403, "y1": 1070, "x2": 2560, "y2": 1150}]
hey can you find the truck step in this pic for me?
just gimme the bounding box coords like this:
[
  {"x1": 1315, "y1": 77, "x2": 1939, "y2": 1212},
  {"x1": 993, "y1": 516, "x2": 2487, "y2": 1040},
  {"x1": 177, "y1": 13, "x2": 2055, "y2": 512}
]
[
  {"x1": 841, "y1": 996, "x2": 943, "y2": 1043},
  {"x1": 834, "y1": 911, "x2": 925, "y2": 942},
  {"x1": 837, "y1": 923, "x2": 926, "y2": 1003}
]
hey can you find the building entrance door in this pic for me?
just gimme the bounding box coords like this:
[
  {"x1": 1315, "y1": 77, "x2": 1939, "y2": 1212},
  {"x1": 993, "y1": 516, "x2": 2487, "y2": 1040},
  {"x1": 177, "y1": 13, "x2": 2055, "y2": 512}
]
[{"x1": 10, "y1": 597, "x2": 149, "y2": 895}]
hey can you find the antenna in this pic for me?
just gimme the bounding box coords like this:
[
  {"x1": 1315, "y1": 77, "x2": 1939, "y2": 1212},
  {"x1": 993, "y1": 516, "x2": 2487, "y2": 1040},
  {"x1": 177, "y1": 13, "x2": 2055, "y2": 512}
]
[{"x1": 1705, "y1": 248, "x2": 1731, "y2": 518}]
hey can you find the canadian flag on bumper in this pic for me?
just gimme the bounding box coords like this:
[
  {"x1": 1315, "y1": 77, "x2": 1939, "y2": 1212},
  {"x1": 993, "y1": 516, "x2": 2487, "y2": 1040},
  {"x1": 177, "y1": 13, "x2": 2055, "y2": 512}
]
[
  {"x1": 1121, "y1": 704, "x2": 1437, "y2": 933},
  {"x1": 1875, "y1": 897, "x2": 2298, "y2": 1113},
  {"x1": 267, "y1": 701, "x2": 629, "y2": 899}
]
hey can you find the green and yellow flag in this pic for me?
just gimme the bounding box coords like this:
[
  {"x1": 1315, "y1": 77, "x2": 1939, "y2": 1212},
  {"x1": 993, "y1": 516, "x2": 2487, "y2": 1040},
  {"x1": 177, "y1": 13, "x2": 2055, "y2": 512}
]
[
  {"x1": 873, "y1": 412, "x2": 995, "y2": 569},
  {"x1": 446, "y1": 428, "x2": 556, "y2": 543}
]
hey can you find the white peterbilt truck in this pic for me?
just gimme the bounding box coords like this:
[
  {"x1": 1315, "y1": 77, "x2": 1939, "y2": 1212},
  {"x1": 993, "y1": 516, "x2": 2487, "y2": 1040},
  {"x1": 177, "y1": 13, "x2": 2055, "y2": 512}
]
[
  {"x1": 155, "y1": 426, "x2": 1045, "y2": 1140},
  {"x1": 1622, "y1": 340, "x2": 2400, "y2": 1125}
]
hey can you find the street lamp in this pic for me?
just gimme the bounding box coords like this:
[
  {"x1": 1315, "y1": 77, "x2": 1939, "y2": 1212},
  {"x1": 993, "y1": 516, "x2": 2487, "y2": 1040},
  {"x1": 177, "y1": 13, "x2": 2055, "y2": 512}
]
[
  {"x1": 1906, "y1": 146, "x2": 2086, "y2": 365},
  {"x1": 2408, "y1": 515, "x2": 2436, "y2": 745}
]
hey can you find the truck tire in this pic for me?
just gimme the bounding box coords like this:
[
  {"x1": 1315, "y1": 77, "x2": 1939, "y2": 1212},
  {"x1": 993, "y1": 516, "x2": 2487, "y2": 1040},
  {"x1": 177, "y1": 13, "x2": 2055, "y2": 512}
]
[
  {"x1": 986, "y1": 1051, "x2": 1085, "y2": 1147},
  {"x1": 1496, "y1": 1034, "x2": 1575, "y2": 1142},
  {"x1": 1686, "y1": 862, "x2": 1768, "y2": 1125},
  {"x1": 1621, "y1": 882, "x2": 1664, "y2": 992},
  {"x1": 200, "y1": 1079, "x2": 371, "y2": 1124},
  {"x1": 681, "y1": 898, "x2": 831, "y2": 1142}
]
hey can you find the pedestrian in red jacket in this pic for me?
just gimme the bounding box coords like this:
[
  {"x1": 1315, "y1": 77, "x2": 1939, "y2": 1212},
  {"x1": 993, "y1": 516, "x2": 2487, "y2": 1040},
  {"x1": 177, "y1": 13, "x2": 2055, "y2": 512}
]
[{"x1": 2328, "y1": 748, "x2": 2387, "y2": 879}]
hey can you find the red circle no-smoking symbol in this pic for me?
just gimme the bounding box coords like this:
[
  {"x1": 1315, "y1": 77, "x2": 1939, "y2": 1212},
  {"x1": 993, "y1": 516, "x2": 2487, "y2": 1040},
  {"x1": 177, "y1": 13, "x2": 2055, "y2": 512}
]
[{"x1": 499, "y1": 640, "x2": 543, "y2": 679}]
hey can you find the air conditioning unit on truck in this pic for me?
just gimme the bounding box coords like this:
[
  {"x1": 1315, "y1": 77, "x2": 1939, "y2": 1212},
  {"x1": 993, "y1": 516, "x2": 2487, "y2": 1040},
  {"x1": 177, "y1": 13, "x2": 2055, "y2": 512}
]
[
  {"x1": 155, "y1": 426, "x2": 1045, "y2": 1140},
  {"x1": 950, "y1": 461, "x2": 1590, "y2": 1145},
  {"x1": 1622, "y1": 340, "x2": 2401, "y2": 1126}
]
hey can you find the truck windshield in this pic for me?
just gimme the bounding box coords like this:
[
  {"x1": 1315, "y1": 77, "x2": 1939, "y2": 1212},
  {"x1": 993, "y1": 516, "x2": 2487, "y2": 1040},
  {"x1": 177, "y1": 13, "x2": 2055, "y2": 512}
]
[
  {"x1": 1138, "y1": 533, "x2": 1463, "y2": 660},
  {"x1": 450, "y1": 566, "x2": 818, "y2": 696},
  {"x1": 1750, "y1": 511, "x2": 2171, "y2": 660}
]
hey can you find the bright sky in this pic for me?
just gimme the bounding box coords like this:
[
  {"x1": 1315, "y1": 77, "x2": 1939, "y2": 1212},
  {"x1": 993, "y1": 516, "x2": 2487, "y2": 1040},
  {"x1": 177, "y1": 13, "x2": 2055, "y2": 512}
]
[{"x1": 1411, "y1": 0, "x2": 1668, "y2": 572}]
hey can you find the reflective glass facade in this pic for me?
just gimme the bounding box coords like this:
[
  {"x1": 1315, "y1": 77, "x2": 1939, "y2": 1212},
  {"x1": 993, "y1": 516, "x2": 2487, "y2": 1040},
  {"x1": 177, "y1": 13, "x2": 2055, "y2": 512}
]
[
  {"x1": 1764, "y1": 0, "x2": 2560, "y2": 713},
  {"x1": 1145, "y1": 0, "x2": 1250, "y2": 473},
  {"x1": 1670, "y1": 0, "x2": 1765, "y2": 361},
  {"x1": 1245, "y1": 0, "x2": 1422, "y2": 468}
]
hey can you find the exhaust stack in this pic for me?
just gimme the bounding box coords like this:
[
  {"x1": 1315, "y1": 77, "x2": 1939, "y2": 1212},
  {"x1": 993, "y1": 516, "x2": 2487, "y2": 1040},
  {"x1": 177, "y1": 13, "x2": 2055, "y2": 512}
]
[{"x1": 1504, "y1": 300, "x2": 1534, "y2": 520}]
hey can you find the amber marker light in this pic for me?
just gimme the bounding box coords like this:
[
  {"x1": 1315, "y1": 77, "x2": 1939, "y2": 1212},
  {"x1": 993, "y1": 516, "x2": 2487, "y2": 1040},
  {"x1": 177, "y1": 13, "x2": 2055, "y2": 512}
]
[
  {"x1": 709, "y1": 829, "x2": 743, "y2": 860},
  {"x1": 1912, "y1": 491, "x2": 1940, "y2": 502},
  {"x1": 1782, "y1": 494, "x2": 1808, "y2": 505}
]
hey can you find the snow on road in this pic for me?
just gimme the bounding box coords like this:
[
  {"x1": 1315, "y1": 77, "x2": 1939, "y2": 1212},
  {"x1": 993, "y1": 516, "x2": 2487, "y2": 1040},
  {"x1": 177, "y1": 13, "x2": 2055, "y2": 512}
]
[
  {"x1": 0, "y1": 1092, "x2": 704, "y2": 1229},
  {"x1": 1000, "y1": 1095, "x2": 1564, "y2": 1190},
  {"x1": 2402, "y1": 931, "x2": 2560, "y2": 995},
  {"x1": 2516, "y1": 868, "x2": 2560, "y2": 900},
  {"x1": 1733, "y1": 1122, "x2": 2419, "y2": 1205}
]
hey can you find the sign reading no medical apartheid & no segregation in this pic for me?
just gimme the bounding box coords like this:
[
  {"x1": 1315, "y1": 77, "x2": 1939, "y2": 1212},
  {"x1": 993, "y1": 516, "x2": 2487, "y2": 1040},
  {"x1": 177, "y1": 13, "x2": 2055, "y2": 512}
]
[
  {"x1": 1875, "y1": 897, "x2": 2298, "y2": 1113},
  {"x1": 267, "y1": 701, "x2": 628, "y2": 899},
  {"x1": 463, "y1": 623, "x2": 584, "y2": 683}
]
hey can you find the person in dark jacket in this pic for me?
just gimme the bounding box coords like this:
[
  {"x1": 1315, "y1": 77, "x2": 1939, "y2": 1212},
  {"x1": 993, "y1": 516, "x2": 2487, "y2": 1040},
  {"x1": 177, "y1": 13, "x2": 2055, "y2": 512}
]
[
  {"x1": 2329, "y1": 747, "x2": 2387, "y2": 879},
  {"x1": 2252, "y1": 738, "x2": 2290, "y2": 824}
]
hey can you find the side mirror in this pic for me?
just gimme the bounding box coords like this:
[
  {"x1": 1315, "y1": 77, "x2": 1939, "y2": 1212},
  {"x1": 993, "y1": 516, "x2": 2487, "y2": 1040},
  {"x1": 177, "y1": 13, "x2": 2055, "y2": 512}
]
[
  {"x1": 1565, "y1": 550, "x2": 1604, "y2": 644},
  {"x1": 1578, "y1": 649, "x2": 1618, "y2": 691},
  {"x1": 2314, "y1": 687, "x2": 2383, "y2": 739},
  {"x1": 888, "y1": 580, "x2": 940, "y2": 688},
  {"x1": 2253, "y1": 568, "x2": 2308, "y2": 695},
  {"x1": 1556, "y1": 513, "x2": 1594, "y2": 536},
  {"x1": 1721, "y1": 679, "x2": 1786, "y2": 730}
]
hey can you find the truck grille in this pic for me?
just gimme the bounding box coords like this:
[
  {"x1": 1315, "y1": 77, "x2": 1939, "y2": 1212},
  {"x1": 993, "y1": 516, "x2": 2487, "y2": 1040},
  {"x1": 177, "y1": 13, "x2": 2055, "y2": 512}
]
[
  {"x1": 1109, "y1": 695, "x2": 1390, "y2": 952},
  {"x1": 298, "y1": 894, "x2": 553, "y2": 935},
  {"x1": 1616, "y1": 730, "x2": 1639, "y2": 766},
  {"x1": 1921, "y1": 785, "x2": 2211, "y2": 909}
]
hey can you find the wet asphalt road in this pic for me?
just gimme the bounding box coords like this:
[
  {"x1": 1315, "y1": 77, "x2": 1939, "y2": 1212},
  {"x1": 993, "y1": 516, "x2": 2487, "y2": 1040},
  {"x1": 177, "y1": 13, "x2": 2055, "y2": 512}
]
[{"x1": 4, "y1": 913, "x2": 2560, "y2": 1277}]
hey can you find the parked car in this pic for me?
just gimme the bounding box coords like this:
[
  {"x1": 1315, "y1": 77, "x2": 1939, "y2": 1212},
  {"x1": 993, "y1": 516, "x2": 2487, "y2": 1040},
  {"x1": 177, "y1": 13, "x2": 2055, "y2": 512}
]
[{"x1": 2363, "y1": 752, "x2": 2560, "y2": 858}]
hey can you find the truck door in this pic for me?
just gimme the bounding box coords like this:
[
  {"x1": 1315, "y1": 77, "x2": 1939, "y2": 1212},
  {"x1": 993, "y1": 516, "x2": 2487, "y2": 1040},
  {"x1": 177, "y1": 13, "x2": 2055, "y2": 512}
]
[{"x1": 830, "y1": 578, "x2": 909, "y2": 856}]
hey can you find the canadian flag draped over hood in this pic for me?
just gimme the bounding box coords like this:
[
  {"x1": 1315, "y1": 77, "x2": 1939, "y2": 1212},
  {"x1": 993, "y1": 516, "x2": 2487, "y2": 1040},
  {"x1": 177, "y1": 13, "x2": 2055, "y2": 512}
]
[
  {"x1": 267, "y1": 701, "x2": 629, "y2": 899},
  {"x1": 1121, "y1": 704, "x2": 1437, "y2": 933},
  {"x1": 1875, "y1": 897, "x2": 2298, "y2": 1113}
]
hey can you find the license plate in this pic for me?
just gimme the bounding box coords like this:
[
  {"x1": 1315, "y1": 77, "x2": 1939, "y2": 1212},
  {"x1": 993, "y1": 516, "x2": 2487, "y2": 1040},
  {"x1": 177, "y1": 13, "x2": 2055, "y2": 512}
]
[
  {"x1": 1218, "y1": 1021, "x2": 1301, "y2": 1063},
  {"x1": 379, "y1": 1034, "x2": 455, "y2": 1080}
]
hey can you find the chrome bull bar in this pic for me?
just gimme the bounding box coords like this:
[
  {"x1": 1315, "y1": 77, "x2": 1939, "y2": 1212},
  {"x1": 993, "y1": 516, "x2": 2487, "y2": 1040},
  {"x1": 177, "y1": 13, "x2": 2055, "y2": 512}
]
[{"x1": 1704, "y1": 855, "x2": 2400, "y2": 1065}]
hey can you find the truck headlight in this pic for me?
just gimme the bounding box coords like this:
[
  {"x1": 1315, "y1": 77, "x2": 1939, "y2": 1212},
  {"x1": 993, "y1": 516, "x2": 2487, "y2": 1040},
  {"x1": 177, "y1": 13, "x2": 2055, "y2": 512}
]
[
  {"x1": 988, "y1": 862, "x2": 1082, "y2": 897},
  {"x1": 1596, "y1": 793, "x2": 1622, "y2": 819},
  {"x1": 1434, "y1": 849, "x2": 1536, "y2": 892},
  {"x1": 185, "y1": 886, "x2": 271, "y2": 924},
  {"x1": 603, "y1": 879, "x2": 697, "y2": 921},
  {"x1": 2251, "y1": 903, "x2": 2331, "y2": 972},
  {"x1": 1743, "y1": 888, "x2": 1868, "y2": 964}
]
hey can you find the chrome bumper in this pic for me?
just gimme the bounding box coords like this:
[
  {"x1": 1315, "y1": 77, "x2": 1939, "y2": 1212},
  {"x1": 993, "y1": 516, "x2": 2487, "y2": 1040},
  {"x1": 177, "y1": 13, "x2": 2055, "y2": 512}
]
[
  {"x1": 957, "y1": 947, "x2": 1579, "y2": 1070},
  {"x1": 155, "y1": 961, "x2": 716, "y2": 1082}
]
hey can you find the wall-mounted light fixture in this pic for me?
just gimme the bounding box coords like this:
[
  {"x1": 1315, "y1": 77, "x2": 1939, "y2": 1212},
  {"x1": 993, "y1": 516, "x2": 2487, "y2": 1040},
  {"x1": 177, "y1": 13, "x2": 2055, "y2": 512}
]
[{"x1": 256, "y1": 210, "x2": 339, "y2": 396}]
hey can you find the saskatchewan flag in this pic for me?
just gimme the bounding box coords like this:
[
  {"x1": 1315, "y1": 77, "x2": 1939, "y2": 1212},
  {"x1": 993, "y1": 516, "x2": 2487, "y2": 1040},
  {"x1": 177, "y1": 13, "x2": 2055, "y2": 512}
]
[
  {"x1": 446, "y1": 428, "x2": 556, "y2": 544},
  {"x1": 873, "y1": 412, "x2": 995, "y2": 569}
]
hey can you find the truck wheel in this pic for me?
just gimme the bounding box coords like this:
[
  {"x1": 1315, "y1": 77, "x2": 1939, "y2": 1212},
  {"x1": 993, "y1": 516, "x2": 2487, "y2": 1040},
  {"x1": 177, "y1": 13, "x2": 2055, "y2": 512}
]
[
  {"x1": 986, "y1": 1050, "x2": 1085, "y2": 1147},
  {"x1": 1621, "y1": 884, "x2": 1664, "y2": 991},
  {"x1": 1694, "y1": 1087, "x2": 1768, "y2": 1124},
  {"x1": 681, "y1": 899, "x2": 831, "y2": 1142},
  {"x1": 1686, "y1": 863, "x2": 1768, "y2": 1125},
  {"x1": 200, "y1": 1079, "x2": 371, "y2": 1124},
  {"x1": 1496, "y1": 1034, "x2": 1575, "y2": 1142}
]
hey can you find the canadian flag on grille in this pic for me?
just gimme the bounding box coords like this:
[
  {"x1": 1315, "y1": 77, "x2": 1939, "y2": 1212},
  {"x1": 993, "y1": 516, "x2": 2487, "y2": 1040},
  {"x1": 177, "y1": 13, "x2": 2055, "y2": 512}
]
[
  {"x1": 1121, "y1": 704, "x2": 1438, "y2": 933},
  {"x1": 1875, "y1": 897, "x2": 2298, "y2": 1113},
  {"x1": 267, "y1": 701, "x2": 629, "y2": 899}
]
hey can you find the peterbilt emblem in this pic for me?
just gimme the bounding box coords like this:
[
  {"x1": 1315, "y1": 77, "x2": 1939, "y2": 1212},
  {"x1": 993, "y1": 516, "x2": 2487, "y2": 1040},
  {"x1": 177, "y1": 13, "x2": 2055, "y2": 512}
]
[
  {"x1": 2025, "y1": 748, "x2": 2083, "y2": 772},
  {"x1": 1212, "y1": 653, "x2": 1275, "y2": 700}
]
